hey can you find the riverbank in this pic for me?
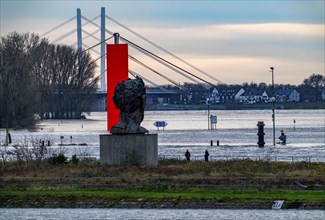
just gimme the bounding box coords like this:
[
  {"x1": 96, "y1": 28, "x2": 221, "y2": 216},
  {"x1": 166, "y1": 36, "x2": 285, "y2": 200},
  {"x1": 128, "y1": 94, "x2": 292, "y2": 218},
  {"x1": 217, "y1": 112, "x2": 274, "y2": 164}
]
[
  {"x1": 1, "y1": 189, "x2": 324, "y2": 209},
  {"x1": 1, "y1": 159, "x2": 324, "y2": 209}
]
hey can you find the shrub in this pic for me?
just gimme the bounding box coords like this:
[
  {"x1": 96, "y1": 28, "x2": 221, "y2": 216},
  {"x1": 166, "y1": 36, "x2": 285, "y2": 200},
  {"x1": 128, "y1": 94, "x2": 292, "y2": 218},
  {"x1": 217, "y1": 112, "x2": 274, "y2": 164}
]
[
  {"x1": 71, "y1": 154, "x2": 79, "y2": 165},
  {"x1": 48, "y1": 153, "x2": 67, "y2": 165}
]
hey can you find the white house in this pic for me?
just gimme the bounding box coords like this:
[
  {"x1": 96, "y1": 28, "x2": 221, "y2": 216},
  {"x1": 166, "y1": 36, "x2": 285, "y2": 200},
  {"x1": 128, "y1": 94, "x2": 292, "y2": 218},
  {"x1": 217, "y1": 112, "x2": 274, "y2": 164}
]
[
  {"x1": 206, "y1": 88, "x2": 220, "y2": 103},
  {"x1": 276, "y1": 89, "x2": 300, "y2": 102},
  {"x1": 219, "y1": 89, "x2": 237, "y2": 103},
  {"x1": 235, "y1": 88, "x2": 245, "y2": 102},
  {"x1": 235, "y1": 88, "x2": 269, "y2": 103}
]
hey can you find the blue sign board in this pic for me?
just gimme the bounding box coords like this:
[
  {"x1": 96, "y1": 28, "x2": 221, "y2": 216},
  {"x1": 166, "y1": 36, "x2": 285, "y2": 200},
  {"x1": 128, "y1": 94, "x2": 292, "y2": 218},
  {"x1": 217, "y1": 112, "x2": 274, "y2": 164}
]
[{"x1": 153, "y1": 121, "x2": 168, "y2": 128}]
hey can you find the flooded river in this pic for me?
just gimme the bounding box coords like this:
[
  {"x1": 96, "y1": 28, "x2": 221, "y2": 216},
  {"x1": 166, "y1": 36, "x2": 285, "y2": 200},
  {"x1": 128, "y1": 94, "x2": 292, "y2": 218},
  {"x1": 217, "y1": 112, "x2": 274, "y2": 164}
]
[{"x1": 1, "y1": 109, "x2": 324, "y2": 162}]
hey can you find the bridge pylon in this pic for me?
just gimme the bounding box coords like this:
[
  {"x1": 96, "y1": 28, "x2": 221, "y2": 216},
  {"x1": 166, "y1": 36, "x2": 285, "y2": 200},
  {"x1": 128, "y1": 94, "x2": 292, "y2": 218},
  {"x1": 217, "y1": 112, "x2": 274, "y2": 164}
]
[{"x1": 100, "y1": 7, "x2": 106, "y2": 91}]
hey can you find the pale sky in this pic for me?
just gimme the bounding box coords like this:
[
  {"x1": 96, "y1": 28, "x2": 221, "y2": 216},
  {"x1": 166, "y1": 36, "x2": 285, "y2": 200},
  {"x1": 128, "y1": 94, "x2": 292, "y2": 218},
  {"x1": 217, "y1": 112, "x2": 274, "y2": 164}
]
[{"x1": 1, "y1": 0, "x2": 324, "y2": 86}]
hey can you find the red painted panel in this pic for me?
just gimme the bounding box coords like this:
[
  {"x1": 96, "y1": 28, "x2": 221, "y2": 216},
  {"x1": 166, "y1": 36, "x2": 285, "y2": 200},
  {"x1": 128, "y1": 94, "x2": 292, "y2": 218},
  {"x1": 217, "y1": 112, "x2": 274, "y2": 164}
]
[{"x1": 107, "y1": 44, "x2": 128, "y2": 131}]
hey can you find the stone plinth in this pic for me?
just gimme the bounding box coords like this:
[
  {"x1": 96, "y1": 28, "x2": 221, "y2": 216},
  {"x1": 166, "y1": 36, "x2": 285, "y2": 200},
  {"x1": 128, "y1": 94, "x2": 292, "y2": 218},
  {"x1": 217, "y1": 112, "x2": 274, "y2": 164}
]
[{"x1": 100, "y1": 134, "x2": 158, "y2": 166}]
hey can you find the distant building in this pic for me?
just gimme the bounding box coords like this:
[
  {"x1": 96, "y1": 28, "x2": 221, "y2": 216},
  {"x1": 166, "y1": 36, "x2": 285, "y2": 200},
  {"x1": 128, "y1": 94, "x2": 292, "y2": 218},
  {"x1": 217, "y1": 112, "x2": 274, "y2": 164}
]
[
  {"x1": 219, "y1": 89, "x2": 237, "y2": 103},
  {"x1": 276, "y1": 88, "x2": 300, "y2": 102},
  {"x1": 235, "y1": 88, "x2": 269, "y2": 104},
  {"x1": 234, "y1": 88, "x2": 245, "y2": 102},
  {"x1": 206, "y1": 88, "x2": 220, "y2": 104}
]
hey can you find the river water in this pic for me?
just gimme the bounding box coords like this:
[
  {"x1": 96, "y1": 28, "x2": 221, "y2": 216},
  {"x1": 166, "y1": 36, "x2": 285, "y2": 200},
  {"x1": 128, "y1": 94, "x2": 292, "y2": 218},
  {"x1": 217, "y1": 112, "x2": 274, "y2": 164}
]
[
  {"x1": 1, "y1": 109, "x2": 324, "y2": 162},
  {"x1": 0, "y1": 208, "x2": 324, "y2": 220}
]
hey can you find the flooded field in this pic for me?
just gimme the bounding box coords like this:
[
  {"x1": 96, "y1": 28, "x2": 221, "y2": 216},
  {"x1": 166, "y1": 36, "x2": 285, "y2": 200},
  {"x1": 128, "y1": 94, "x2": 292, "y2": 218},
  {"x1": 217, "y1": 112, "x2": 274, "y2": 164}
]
[{"x1": 1, "y1": 109, "x2": 324, "y2": 162}]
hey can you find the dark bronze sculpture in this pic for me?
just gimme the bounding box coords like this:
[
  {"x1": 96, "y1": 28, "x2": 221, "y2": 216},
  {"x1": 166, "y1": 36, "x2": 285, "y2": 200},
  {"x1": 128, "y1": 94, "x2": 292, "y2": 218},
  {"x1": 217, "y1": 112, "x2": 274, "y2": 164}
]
[{"x1": 110, "y1": 76, "x2": 148, "y2": 134}]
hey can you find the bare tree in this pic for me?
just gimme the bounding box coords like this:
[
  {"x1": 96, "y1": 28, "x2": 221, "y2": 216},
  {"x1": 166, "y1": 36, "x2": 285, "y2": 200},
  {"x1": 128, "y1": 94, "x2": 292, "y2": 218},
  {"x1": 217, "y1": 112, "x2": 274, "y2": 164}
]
[
  {"x1": 1, "y1": 32, "x2": 99, "y2": 128},
  {"x1": 0, "y1": 32, "x2": 46, "y2": 128},
  {"x1": 35, "y1": 44, "x2": 98, "y2": 119}
]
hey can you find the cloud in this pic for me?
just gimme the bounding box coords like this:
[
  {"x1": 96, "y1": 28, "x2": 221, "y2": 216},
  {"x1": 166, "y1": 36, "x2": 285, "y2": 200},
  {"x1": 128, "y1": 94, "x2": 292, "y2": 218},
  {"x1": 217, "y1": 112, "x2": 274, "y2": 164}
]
[
  {"x1": 127, "y1": 23, "x2": 324, "y2": 62},
  {"x1": 129, "y1": 52, "x2": 323, "y2": 85},
  {"x1": 2, "y1": 19, "x2": 323, "y2": 85},
  {"x1": 1, "y1": 2, "x2": 323, "y2": 86}
]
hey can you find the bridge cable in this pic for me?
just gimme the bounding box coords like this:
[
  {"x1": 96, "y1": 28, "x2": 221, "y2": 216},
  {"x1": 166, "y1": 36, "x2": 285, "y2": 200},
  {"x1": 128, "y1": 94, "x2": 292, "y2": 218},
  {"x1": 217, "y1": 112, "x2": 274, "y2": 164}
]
[
  {"x1": 81, "y1": 15, "x2": 114, "y2": 35},
  {"x1": 89, "y1": 54, "x2": 105, "y2": 66},
  {"x1": 99, "y1": 69, "x2": 107, "y2": 80},
  {"x1": 121, "y1": 36, "x2": 215, "y2": 87},
  {"x1": 126, "y1": 42, "x2": 201, "y2": 84},
  {"x1": 82, "y1": 29, "x2": 101, "y2": 42},
  {"x1": 82, "y1": 43, "x2": 101, "y2": 55},
  {"x1": 129, "y1": 69, "x2": 163, "y2": 88},
  {"x1": 51, "y1": 29, "x2": 76, "y2": 44},
  {"x1": 81, "y1": 16, "x2": 177, "y2": 88},
  {"x1": 49, "y1": 15, "x2": 101, "y2": 44},
  {"x1": 106, "y1": 15, "x2": 224, "y2": 84},
  {"x1": 70, "y1": 29, "x2": 101, "y2": 47},
  {"x1": 98, "y1": 66, "x2": 166, "y2": 90},
  {"x1": 82, "y1": 16, "x2": 206, "y2": 87},
  {"x1": 129, "y1": 70, "x2": 157, "y2": 88},
  {"x1": 81, "y1": 35, "x2": 114, "y2": 54},
  {"x1": 129, "y1": 55, "x2": 182, "y2": 88},
  {"x1": 80, "y1": 34, "x2": 113, "y2": 66},
  {"x1": 40, "y1": 16, "x2": 76, "y2": 37}
]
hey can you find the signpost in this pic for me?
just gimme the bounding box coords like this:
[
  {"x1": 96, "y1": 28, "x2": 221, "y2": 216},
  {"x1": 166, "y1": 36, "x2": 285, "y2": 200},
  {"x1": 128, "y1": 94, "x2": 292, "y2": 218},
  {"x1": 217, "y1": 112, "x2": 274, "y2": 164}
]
[
  {"x1": 153, "y1": 121, "x2": 168, "y2": 130},
  {"x1": 210, "y1": 115, "x2": 217, "y2": 130},
  {"x1": 272, "y1": 200, "x2": 284, "y2": 209}
]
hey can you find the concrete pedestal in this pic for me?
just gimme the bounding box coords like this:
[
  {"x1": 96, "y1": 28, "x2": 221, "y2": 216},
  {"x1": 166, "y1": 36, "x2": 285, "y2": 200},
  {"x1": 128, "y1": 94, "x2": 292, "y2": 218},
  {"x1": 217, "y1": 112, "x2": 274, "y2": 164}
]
[{"x1": 100, "y1": 134, "x2": 158, "y2": 166}]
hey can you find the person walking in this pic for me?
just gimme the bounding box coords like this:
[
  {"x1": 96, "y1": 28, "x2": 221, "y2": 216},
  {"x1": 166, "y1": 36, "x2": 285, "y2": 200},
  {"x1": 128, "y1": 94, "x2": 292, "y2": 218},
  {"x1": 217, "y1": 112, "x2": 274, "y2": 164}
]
[
  {"x1": 185, "y1": 149, "x2": 191, "y2": 161},
  {"x1": 204, "y1": 150, "x2": 209, "y2": 162}
]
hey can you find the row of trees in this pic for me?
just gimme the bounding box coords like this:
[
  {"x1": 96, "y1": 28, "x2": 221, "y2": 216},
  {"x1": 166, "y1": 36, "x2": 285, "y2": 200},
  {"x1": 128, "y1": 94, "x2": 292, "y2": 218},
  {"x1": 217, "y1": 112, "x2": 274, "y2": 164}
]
[{"x1": 0, "y1": 32, "x2": 99, "y2": 128}]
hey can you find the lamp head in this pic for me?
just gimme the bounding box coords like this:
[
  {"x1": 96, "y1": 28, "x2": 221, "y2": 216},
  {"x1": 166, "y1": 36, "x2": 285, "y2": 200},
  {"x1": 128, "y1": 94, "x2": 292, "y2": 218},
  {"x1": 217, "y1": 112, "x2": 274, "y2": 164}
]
[{"x1": 270, "y1": 67, "x2": 274, "y2": 70}]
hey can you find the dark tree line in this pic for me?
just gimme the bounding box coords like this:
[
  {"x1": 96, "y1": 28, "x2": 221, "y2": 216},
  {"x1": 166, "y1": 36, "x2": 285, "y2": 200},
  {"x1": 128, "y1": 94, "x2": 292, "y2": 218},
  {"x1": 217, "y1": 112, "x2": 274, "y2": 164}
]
[
  {"x1": 0, "y1": 32, "x2": 99, "y2": 128},
  {"x1": 299, "y1": 74, "x2": 325, "y2": 101}
]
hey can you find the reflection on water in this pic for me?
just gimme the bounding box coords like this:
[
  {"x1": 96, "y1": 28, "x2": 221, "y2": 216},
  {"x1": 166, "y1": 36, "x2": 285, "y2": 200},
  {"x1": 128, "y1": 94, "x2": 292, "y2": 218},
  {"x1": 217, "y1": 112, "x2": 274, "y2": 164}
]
[
  {"x1": 1, "y1": 110, "x2": 324, "y2": 162},
  {"x1": 0, "y1": 208, "x2": 324, "y2": 220}
]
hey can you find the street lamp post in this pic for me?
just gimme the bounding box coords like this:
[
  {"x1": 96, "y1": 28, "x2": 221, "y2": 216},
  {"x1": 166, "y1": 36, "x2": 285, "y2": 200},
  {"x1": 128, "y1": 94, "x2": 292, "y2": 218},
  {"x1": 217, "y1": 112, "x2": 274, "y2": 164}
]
[
  {"x1": 270, "y1": 67, "x2": 275, "y2": 146},
  {"x1": 207, "y1": 101, "x2": 210, "y2": 130}
]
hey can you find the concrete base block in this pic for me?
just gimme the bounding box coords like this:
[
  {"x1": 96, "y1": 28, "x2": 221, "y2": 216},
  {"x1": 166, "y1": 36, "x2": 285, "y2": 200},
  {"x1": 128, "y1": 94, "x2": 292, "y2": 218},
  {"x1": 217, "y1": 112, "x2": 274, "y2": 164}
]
[{"x1": 100, "y1": 134, "x2": 158, "y2": 166}]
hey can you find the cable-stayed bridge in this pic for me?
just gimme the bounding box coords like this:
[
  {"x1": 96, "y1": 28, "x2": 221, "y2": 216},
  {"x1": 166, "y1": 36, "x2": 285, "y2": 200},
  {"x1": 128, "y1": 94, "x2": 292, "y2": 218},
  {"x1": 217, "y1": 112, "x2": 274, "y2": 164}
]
[{"x1": 40, "y1": 7, "x2": 225, "y2": 110}]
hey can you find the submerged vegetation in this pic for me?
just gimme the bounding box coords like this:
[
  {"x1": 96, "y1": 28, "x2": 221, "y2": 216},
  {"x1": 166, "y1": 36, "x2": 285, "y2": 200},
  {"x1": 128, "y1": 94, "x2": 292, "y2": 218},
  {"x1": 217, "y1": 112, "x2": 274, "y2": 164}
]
[{"x1": 1, "y1": 158, "x2": 324, "y2": 208}]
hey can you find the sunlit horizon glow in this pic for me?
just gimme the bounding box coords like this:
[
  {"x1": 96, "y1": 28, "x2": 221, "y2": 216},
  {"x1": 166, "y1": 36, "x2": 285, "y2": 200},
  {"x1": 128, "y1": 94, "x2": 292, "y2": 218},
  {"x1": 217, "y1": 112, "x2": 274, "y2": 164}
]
[{"x1": 1, "y1": 1, "x2": 324, "y2": 86}]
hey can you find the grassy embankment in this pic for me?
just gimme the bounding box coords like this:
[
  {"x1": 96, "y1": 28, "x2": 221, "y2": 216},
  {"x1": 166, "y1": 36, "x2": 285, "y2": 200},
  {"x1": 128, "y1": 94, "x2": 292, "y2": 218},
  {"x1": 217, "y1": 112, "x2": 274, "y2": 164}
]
[{"x1": 1, "y1": 159, "x2": 324, "y2": 208}]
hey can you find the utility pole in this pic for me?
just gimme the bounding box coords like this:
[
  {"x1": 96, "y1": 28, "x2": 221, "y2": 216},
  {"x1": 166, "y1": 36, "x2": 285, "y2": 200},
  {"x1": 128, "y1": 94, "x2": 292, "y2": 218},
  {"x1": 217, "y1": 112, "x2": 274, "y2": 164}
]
[
  {"x1": 5, "y1": 117, "x2": 8, "y2": 146},
  {"x1": 207, "y1": 101, "x2": 210, "y2": 130},
  {"x1": 270, "y1": 67, "x2": 275, "y2": 146}
]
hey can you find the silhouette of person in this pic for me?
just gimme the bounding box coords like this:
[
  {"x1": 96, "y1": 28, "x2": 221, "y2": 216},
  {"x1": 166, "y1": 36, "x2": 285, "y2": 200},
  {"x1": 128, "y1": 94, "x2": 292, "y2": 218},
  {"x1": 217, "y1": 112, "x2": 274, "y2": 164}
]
[
  {"x1": 204, "y1": 150, "x2": 209, "y2": 162},
  {"x1": 279, "y1": 130, "x2": 286, "y2": 145},
  {"x1": 185, "y1": 149, "x2": 191, "y2": 161}
]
